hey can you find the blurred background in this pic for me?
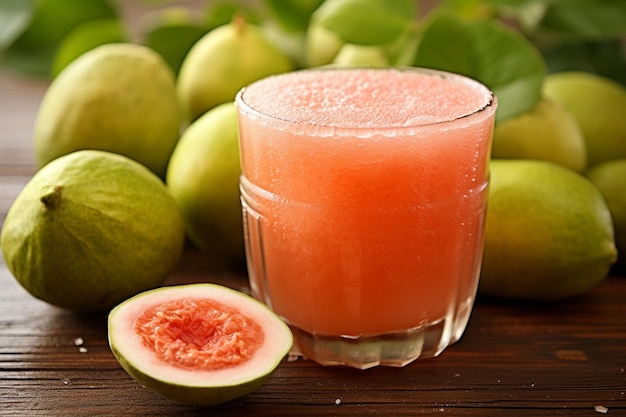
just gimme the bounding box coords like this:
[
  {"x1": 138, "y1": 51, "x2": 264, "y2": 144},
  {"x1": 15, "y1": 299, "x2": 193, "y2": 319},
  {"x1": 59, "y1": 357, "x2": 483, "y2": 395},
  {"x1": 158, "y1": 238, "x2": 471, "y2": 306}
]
[
  {"x1": 1, "y1": 0, "x2": 624, "y2": 83},
  {"x1": 1, "y1": 0, "x2": 625, "y2": 172}
]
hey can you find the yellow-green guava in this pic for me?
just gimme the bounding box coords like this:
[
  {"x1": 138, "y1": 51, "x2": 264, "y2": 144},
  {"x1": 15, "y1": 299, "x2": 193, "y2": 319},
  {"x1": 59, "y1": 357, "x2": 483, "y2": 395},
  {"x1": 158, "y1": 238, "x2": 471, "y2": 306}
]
[
  {"x1": 331, "y1": 44, "x2": 389, "y2": 67},
  {"x1": 176, "y1": 16, "x2": 295, "y2": 123},
  {"x1": 34, "y1": 42, "x2": 181, "y2": 178},
  {"x1": 586, "y1": 159, "x2": 626, "y2": 267},
  {"x1": 543, "y1": 71, "x2": 626, "y2": 167},
  {"x1": 304, "y1": 20, "x2": 344, "y2": 67},
  {"x1": 0, "y1": 150, "x2": 185, "y2": 313},
  {"x1": 492, "y1": 97, "x2": 587, "y2": 172},
  {"x1": 166, "y1": 102, "x2": 244, "y2": 265},
  {"x1": 480, "y1": 160, "x2": 617, "y2": 301}
]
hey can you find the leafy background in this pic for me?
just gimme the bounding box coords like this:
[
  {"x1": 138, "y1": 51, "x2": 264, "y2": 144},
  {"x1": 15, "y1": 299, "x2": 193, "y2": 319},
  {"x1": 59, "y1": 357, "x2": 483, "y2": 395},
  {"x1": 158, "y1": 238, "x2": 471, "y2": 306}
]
[{"x1": 1, "y1": 0, "x2": 624, "y2": 124}]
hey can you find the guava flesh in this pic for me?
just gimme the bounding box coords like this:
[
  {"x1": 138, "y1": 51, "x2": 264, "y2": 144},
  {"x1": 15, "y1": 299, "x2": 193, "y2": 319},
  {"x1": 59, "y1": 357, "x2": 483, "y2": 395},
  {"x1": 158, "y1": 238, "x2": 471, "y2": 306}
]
[{"x1": 135, "y1": 298, "x2": 264, "y2": 370}]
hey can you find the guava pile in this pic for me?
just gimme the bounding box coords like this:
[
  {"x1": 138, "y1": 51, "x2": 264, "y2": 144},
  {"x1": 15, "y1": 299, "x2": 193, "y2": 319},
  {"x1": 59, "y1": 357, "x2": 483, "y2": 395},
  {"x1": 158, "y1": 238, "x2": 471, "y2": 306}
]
[
  {"x1": 2, "y1": 1, "x2": 624, "y2": 300},
  {"x1": 1, "y1": 19, "x2": 296, "y2": 404}
]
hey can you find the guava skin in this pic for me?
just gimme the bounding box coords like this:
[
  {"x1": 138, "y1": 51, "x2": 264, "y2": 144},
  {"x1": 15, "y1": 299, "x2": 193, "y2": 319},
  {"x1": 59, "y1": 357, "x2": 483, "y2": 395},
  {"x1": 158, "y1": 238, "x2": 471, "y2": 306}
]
[
  {"x1": 166, "y1": 102, "x2": 244, "y2": 265},
  {"x1": 586, "y1": 159, "x2": 626, "y2": 268},
  {"x1": 332, "y1": 44, "x2": 389, "y2": 67},
  {"x1": 0, "y1": 150, "x2": 186, "y2": 313},
  {"x1": 176, "y1": 17, "x2": 295, "y2": 123},
  {"x1": 304, "y1": 21, "x2": 344, "y2": 67},
  {"x1": 107, "y1": 284, "x2": 293, "y2": 406},
  {"x1": 492, "y1": 97, "x2": 587, "y2": 172},
  {"x1": 543, "y1": 71, "x2": 626, "y2": 167},
  {"x1": 34, "y1": 43, "x2": 181, "y2": 178},
  {"x1": 480, "y1": 160, "x2": 617, "y2": 301},
  {"x1": 109, "y1": 350, "x2": 273, "y2": 406}
]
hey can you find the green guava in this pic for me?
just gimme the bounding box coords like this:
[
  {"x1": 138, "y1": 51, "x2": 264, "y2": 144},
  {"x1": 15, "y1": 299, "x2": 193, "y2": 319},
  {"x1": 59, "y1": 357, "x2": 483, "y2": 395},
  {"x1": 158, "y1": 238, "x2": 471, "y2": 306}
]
[
  {"x1": 34, "y1": 42, "x2": 181, "y2": 178},
  {"x1": 492, "y1": 97, "x2": 587, "y2": 172},
  {"x1": 586, "y1": 159, "x2": 626, "y2": 267},
  {"x1": 108, "y1": 283, "x2": 293, "y2": 406},
  {"x1": 304, "y1": 19, "x2": 344, "y2": 67},
  {"x1": 543, "y1": 71, "x2": 626, "y2": 167},
  {"x1": 166, "y1": 102, "x2": 244, "y2": 264},
  {"x1": 176, "y1": 15, "x2": 295, "y2": 123},
  {"x1": 331, "y1": 44, "x2": 389, "y2": 67},
  {"x1": 0, "y1": 150, "x2": 185, "y2": 313},
  {"x1": 480, "y1": 160, "x2": 617, "y2": 301}
]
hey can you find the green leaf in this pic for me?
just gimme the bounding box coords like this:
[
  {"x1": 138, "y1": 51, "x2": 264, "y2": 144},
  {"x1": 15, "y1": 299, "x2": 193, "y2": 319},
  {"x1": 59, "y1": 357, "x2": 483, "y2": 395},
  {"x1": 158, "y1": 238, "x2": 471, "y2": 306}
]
[
  {"x1": 437, "y1": 0, "x2": 499, "y2": 19},
  {"x1": 147, "y1": 25, "x2": 208, "y2": 76},
  {"x1": 263, "y1": 0, "x2": 325, "y2": 33},
  {"x1": 313, "y1": 0, "x2": 417, "y2": 45},
  {"x1": 488, "y1": 0, "x2": 626, "y2": 41},
  {"x1": 51, "y1": 19, "x2": 127, "y2": 78},
  {"x1": 206, "y1": 0, "x2": 261, "y2": 29},
  {"x1": 538, "y1": 0, "x2": 626, "y2": 41},
  {"x1": 540, "y1": 40, "x2": 626, "y2": 87},
  {"x1": 414, "y1": 14, "x2": 546, "y2": 123},
  {"x1": 486, "y1": 0, "x2": 548, "y2": 33},
  {"x1": 1, "y1": 0, "x2": 118, "y2": 77},
  {"x1": 139, "y1": 7, "x2": 210, "y2": 76},
  {"x1": 0, "y1": 0, "x2": 36, "y2": 51}
]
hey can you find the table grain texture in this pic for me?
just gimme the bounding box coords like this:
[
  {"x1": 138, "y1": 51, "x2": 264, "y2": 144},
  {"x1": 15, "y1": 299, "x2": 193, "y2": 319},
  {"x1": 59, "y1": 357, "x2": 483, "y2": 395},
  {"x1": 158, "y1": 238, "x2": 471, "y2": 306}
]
[{"x1": 1, "y1": 70, "x2": 625, "y2": 416}]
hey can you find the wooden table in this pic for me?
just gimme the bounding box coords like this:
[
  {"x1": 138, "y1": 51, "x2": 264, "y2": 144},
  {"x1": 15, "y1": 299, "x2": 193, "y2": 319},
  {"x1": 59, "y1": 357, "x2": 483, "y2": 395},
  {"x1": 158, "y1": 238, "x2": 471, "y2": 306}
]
[{"x1": 1, "y1": 70, "x2": 625, "y2": 416}]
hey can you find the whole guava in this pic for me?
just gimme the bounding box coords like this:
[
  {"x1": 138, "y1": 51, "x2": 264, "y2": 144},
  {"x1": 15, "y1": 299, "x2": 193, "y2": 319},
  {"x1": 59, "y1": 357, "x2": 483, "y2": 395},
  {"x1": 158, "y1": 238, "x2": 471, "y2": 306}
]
[
  {"x1": 586, "y1": 159, "x2": 626, "y2": 267},
  {"x1": 543, "y1": 71, "x2": 626, "y2": 167},
  {"x1": 176, "y1": 16, "x2": 294, "y2": 123},
  {"x1": 0, "y1": 150, "x2": 186, "y2": 313},
  {"x1": 166, "y1": 102, "x2": 244, "y2": 265},
  {"x1": 480, "y1": 160, "x2": 617, "y2": 301},
  {"x1": 492, "y1": 97, "x2": 587, "y2": 172},
  {"x1": 34, "y1": 43, "x2": 181, "y2": 178},
  {"x1": 332, "y1": 44, "x2": 389, "y2": 67},
  {"x1": 304, "y1": 20, "x2": 344, "y2": 67}
]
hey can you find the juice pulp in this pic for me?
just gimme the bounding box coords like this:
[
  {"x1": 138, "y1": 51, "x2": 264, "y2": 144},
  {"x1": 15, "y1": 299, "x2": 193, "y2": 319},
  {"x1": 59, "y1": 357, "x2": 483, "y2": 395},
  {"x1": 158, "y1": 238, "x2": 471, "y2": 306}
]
[{"x1": 237, "y1": 68, "x2": 496, "y2": 338}]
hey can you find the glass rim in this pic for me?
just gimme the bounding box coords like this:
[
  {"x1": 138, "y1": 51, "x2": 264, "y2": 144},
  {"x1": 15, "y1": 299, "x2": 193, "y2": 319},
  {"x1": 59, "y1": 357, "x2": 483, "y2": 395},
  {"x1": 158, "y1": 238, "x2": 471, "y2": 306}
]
[{"x1": 235, "y1": 66, "x2": 497, "y2": 137}]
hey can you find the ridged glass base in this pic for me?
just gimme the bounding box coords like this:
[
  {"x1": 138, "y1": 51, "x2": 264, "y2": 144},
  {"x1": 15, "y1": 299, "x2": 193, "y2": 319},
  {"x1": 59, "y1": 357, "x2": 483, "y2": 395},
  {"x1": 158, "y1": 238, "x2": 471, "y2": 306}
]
[{"x1": 287, "y1": 314, "x2": 467, "y2": 369}]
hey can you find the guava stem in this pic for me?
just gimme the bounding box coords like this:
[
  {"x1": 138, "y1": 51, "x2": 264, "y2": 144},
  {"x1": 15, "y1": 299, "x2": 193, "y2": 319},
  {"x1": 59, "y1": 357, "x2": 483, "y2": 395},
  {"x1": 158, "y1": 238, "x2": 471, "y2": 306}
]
[
  {"x1": 40, "y1": 185, "x2": 63, "y2": 210},
  {"x1": 232, "y1": 13, "x2": 247, "y2": 35}
]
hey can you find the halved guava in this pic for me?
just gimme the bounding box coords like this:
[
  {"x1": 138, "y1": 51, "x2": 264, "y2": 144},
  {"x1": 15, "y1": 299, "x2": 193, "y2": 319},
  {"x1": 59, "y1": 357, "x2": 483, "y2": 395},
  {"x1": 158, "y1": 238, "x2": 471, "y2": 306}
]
[{"x1": 108, "y1": 283, "x2": 293, "y2": 406}]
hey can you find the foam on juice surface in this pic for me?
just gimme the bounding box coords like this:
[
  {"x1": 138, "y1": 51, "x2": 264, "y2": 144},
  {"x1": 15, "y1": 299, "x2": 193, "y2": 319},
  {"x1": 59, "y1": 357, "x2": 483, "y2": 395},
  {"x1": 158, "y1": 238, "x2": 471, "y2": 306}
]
[{"x1": 240, "y1": 68, "x2": 493, "y2": 128}]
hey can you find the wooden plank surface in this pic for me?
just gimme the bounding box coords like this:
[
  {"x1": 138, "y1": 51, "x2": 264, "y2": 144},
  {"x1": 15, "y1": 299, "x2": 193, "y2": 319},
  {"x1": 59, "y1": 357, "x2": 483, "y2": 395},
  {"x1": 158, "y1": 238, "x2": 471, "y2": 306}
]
[{"x1": 1, "y1": 70, "x2": 625, "y2": 416}]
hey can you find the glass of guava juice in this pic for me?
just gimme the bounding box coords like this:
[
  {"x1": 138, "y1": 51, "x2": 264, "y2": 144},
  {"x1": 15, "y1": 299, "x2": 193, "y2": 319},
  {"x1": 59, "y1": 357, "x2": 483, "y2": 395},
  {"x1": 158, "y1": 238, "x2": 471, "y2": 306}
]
[{"x1": 235, "y1": 67, "x2": 497, "y2": 369}]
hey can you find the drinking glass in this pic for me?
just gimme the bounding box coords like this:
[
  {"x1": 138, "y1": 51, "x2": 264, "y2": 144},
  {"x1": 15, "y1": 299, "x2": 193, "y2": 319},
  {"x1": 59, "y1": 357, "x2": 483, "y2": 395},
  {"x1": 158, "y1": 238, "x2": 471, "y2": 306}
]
[{"x1": 236, "y1": 67, "x2": 497, "y2": 369}]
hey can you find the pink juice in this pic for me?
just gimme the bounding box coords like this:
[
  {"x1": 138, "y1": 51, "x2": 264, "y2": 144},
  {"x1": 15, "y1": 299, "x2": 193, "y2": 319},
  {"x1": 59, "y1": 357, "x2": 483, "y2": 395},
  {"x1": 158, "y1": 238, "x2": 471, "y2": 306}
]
[{"x1": 236, "y1": 68, "x2": 497, "y2": 367}]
